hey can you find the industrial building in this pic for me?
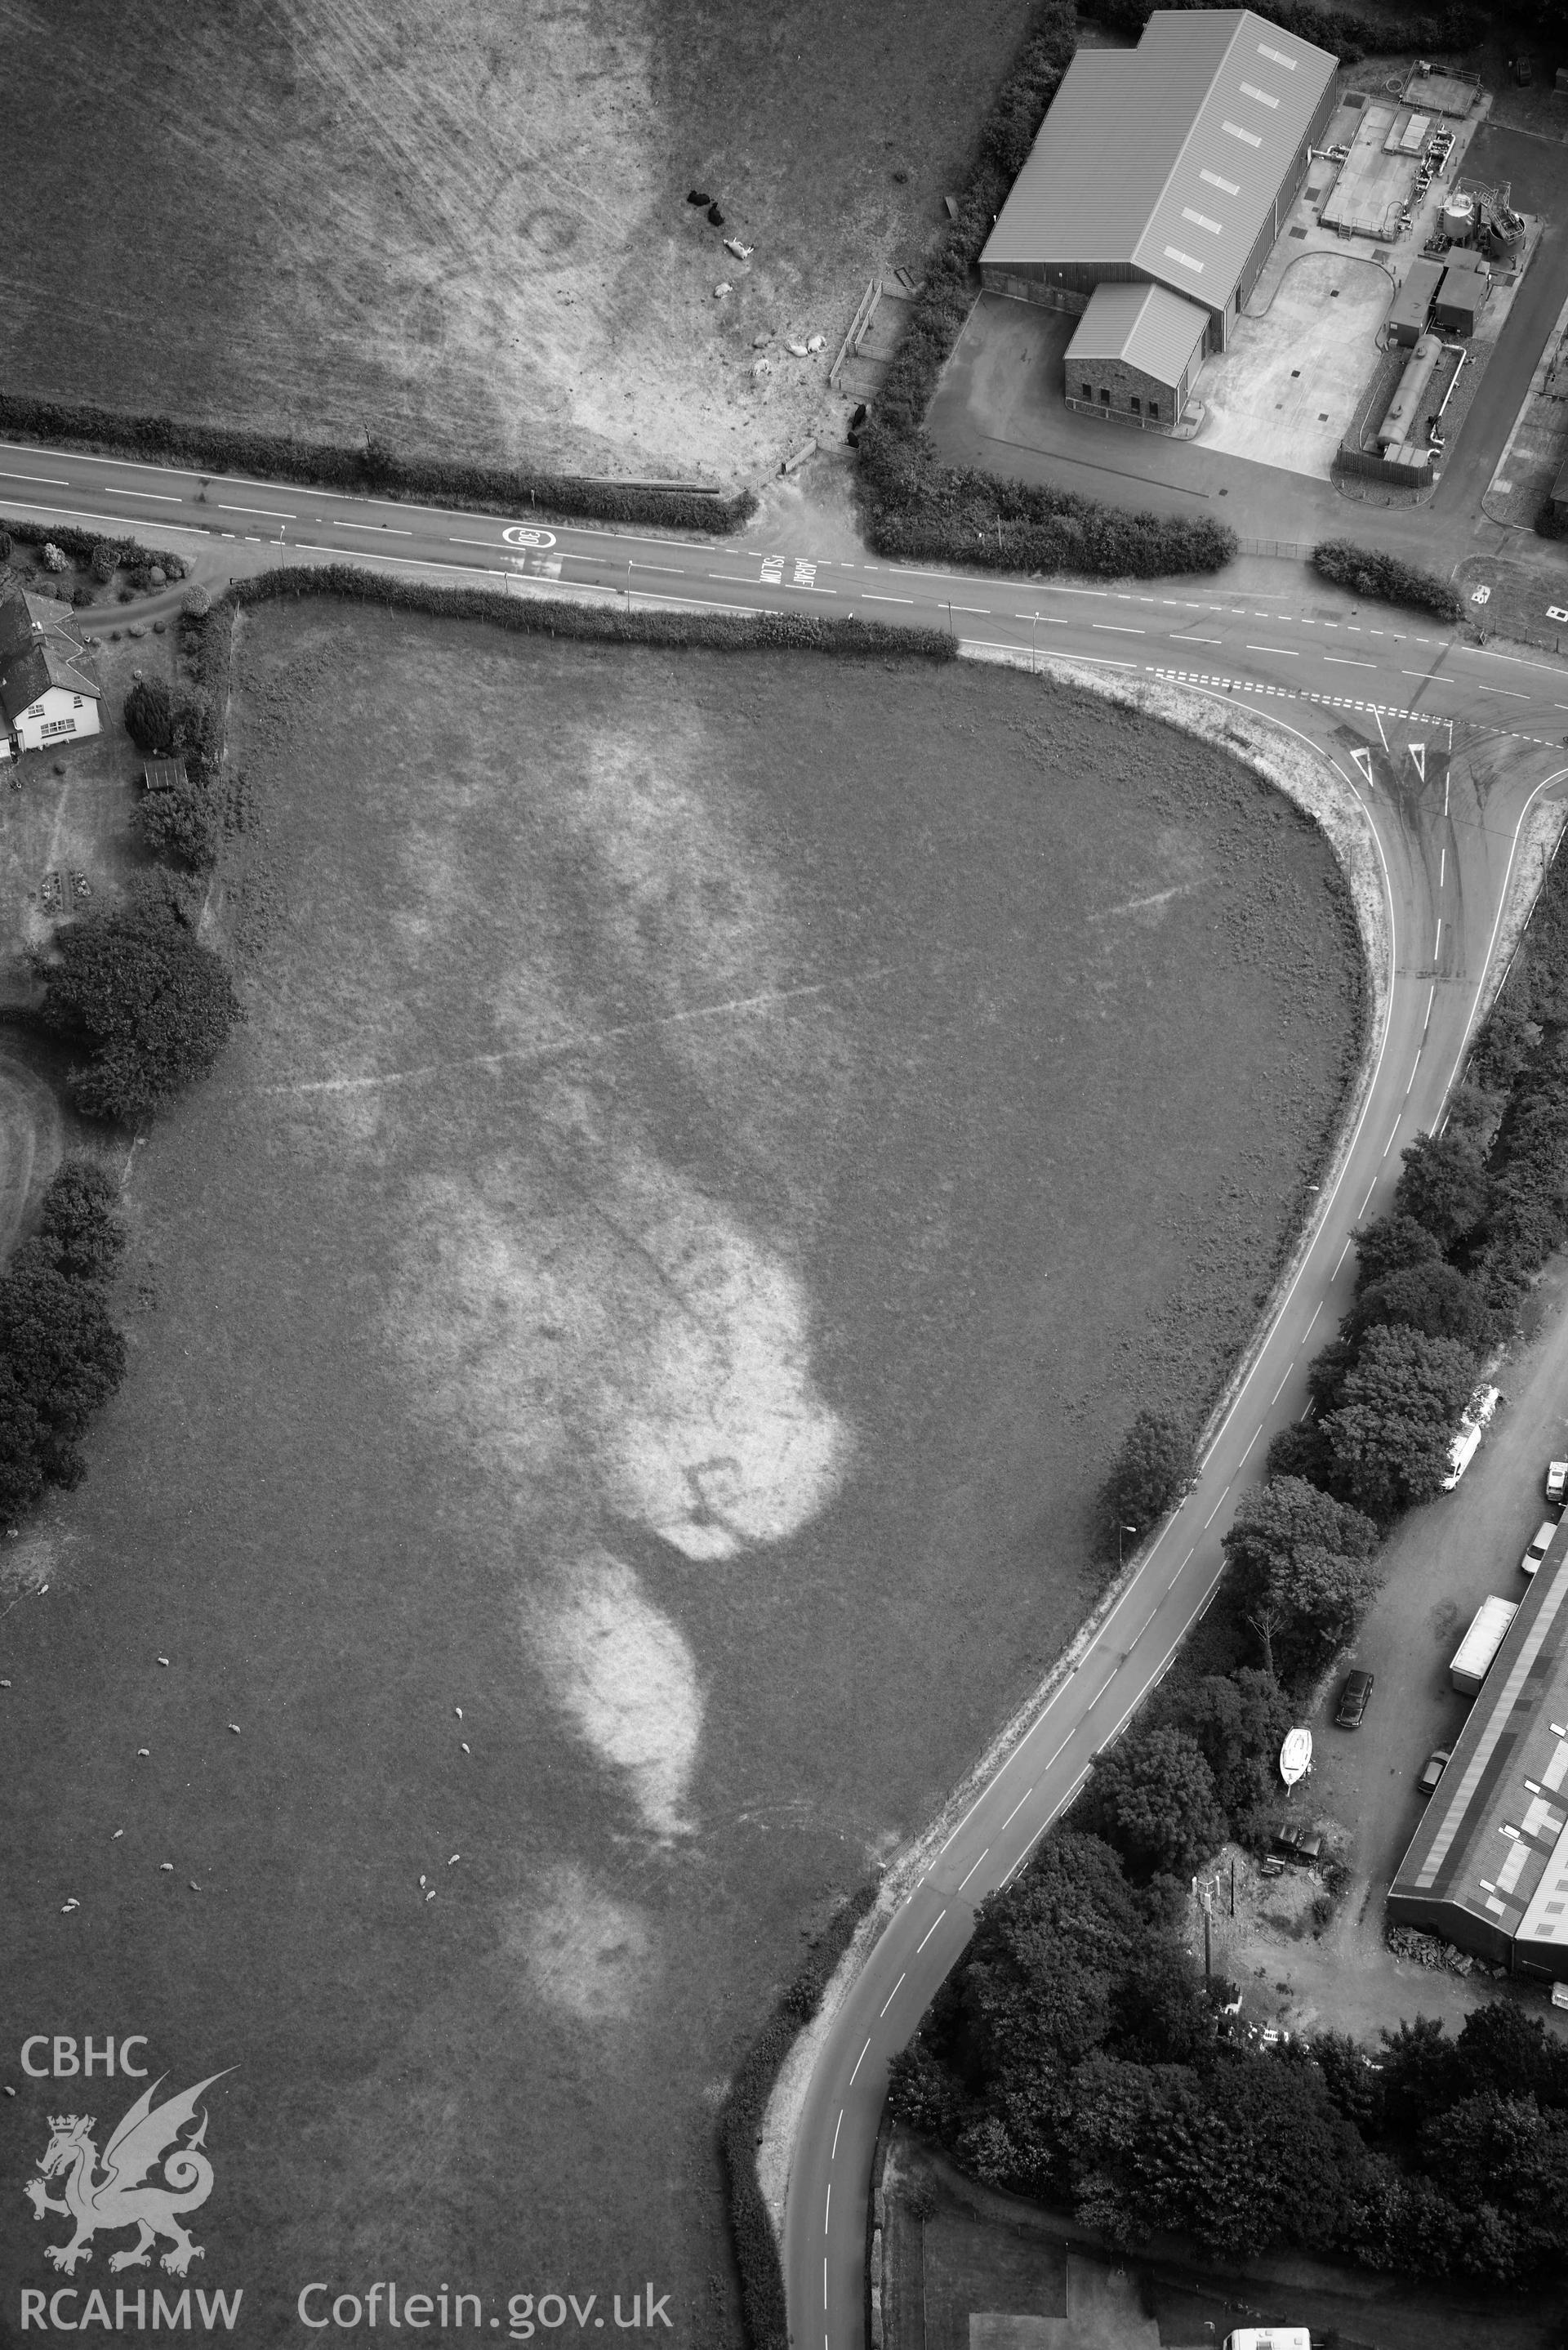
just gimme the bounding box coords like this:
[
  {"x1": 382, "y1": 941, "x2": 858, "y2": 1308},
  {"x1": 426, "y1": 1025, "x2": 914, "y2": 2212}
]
[
  {"x1": 1389, "y1": 1548, "x2": 1568, "y2": 1982},
  {"x1": 979, "y1": 7, "x2": 1338, "y2": 427}
]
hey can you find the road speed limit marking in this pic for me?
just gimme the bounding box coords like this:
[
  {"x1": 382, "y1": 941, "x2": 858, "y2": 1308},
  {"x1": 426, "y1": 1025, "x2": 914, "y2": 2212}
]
[{"x1": 501, "y1": 525, "x2": 557, "y2": 548}]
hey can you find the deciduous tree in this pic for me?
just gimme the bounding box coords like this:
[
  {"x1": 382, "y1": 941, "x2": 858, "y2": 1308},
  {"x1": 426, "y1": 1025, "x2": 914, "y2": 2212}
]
[
  {"x1": 32, "y1": 883, "x2": 243, "y2": 1120},
  {"x1": 1323, "y1": 1325, "x2": 1478, "y2": 1520}
]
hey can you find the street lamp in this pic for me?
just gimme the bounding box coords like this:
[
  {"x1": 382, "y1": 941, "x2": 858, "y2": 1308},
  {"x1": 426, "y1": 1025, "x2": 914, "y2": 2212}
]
[
  {"x1": 1118, "y1": 1521, "x2": 1138, "y2": 1568},
  {"x1": 1030, "y1": 613, "x2": 1040, "y2": 675}
]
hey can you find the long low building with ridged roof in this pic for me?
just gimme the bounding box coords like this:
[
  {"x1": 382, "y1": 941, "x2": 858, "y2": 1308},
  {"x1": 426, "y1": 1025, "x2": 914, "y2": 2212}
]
[{"x1": 1389, "y1": 1545, "x2": 1568, "y2": 1983}]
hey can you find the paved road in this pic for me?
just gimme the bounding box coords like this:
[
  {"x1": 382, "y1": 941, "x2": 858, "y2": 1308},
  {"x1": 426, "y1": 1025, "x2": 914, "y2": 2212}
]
[{"x1": 5, "y1": 438, "x2": 1568, "y2": 2350}]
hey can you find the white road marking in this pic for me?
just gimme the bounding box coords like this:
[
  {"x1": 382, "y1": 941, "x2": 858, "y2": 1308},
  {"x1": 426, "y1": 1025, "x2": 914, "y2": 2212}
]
[
  {"x1": 102, "y1": 486, "x2": 184, "y2": 502},
  {"x1": 831, "y1": 2108, "x2": 844, "y2": 2158},
  {"x1": 1434, "y1": 918, "x2": 1442, "y2": 956},
  {"x1": 915, "y1": 1910, "x2": 947, "y2": 1955},
  {"x1": 825, "y1": 2186, "x2": 831, "y2": 2233},
  {"x1": 1092, "y1": 623, "x2": 1145, "y2": 635},
  {"x1": 1238, "y1": 1425, "x2": 1261, "y2": 1463},
  {"x1": 1272, "y1": 1368, "x2": 1292, "y2": 1402},
  {"x1": 1477, "y1": 684, "x2": 1528, "y2": 699},
  {"x1": 948, "y1": 604, "x2": 990, "y2": 614},
  {"x1": 956, "y1": 1849, "x2": 989, "y2": 1893},
  {"x1": 1203, "y1": 1485, "x2": 1231, "y2": 1527},
  {"x1": 1000, "y1": 1785, "x2": 1036, "y2": 1831},
  {"x1": 849, "y1": 2038, "x2": 871, "y2": 2085},
  {"x1": 879, "y1": 1973, "x2": 906, "y2": 2018},
  {"x1": 1324, "y1": 655, "x2": 1374, "y2": 667},
  {"x1": 1171, "y1": 633, "x2": 1222, "y2": 644},
  {"x1": 628, "y1": 563, "x2": 687, "y2": 576},
  {"x1": 1439, "y1": 846, "x2": 1446, "y2": 886},
  {"x1": 0, "y1": 470, "x2": 68, "y2": 485},
  {"x1": 1406, "y1": 1047, "x2": 1422, "y2": 1095},
  {"x1": 1359, "y1": 1177, "x2": 1377, "y2": 1213},
  {"x1": 864, "y1": 593, "x2": 914, "y2": 604},
  {"x1": 334, "y1": 519, "x2": 412, "y2": 536},
  {"x1": 1245, "y1": 644, "x2": 1297, "y2": 655},
  {"x1": 1013, "y1": 611, "x2": 1070, "y2": 623},
  {"x1": 0, "y1": 498, "x2": 210, "y2": 537},
  {"x1": 1425, "y1": 983, "x2": 1436, "y2": 1028},
  {"x1": 219, "y1": 503, "x2": 295, "y2": 519},
  {"x1": 1303, "y1": 1300, "x2": 1322, "y2": 1338},
  {"x1": 1383, "y1": 1117, "x2": 1401, "y2": 1157}
]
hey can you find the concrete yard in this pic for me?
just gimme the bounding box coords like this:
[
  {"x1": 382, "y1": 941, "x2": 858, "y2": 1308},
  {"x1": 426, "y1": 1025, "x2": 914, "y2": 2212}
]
[{"x1": 1197, "y1": 251, "x2": 1389, "y2": 479}]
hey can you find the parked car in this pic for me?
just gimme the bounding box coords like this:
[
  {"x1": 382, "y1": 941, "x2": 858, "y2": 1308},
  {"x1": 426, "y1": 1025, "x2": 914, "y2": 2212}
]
[
  {"x1": 1419, "y1": 1746, "x2": 1452, "y2": 1796},
  {"x1": 1547, "y1": 1459, "x2": 1567, "y2": 1504},
  {"x1": 1515, "y1": 51, "x2": 1535, "y2": 86},
  {"x1": 1523, "y1": 1520, "x2": 1557, "y2": 1579},
  {"x1": 1335, "y1": 1669, "x2": 1374, "y2": 1728},
  {"x1": 1272, "y1": 1823, "x2": 1324, "y2": 1863}
]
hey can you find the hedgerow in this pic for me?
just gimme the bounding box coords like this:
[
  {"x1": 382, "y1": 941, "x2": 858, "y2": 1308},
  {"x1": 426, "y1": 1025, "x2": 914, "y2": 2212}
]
[
  {"x1": 719, "y1": 1884, "x2": 878, "y2": 2350},
  {"x1": 0, "y1": 517, "x2": 188, "y2": 582},
  {"x1": 856, "y1": 1, "x2": 1235, "y2": 582},
  {"x1": 1082, "y1": 0, "x2": 1482, "y2": 64},
  {"x1": 1311, "y1": 542, "x2": 1464, "y2": 624},
  {"x1": 222, "y1": 562, "x2": 956, "y2": 662},
  {"x1": 0, "y1": 1159, "x2": 127, "y2": 1520},
  {"x1": 0, "y1": 390, "x2": 755, "y2": 537}
]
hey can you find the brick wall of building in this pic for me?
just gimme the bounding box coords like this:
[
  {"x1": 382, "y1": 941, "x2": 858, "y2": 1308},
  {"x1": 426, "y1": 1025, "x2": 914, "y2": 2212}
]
[{"x1": 1067, "y1": 352, "x2": 1182, "y2": 427}]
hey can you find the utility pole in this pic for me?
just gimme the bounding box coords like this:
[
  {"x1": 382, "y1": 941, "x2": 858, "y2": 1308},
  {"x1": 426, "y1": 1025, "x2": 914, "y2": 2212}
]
[{"x1": 1204, "y1": 1910, "x2": 1212, "y2": 1994}]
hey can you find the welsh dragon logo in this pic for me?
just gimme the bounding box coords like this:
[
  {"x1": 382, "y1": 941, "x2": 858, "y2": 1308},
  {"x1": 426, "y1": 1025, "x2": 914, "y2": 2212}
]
[{"x1": 24, "y1": 2072, "x2": 231, "y2": 2277}]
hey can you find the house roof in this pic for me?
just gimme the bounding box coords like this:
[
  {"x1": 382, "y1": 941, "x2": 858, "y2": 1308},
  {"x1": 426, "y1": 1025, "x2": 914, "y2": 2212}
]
[
  {"x1": 1066, "y1": 279, "x2": 1209, "y2": 391},
  {"x1": 0, "y1": 587, "x2": 100, "y2": 724},
  {"x1": 1391, "y1": 1548, "x2": 1568, "y2": 1964},
  {"x1": 981, "y1": 8, "x2": 1338, "y2": 314}
]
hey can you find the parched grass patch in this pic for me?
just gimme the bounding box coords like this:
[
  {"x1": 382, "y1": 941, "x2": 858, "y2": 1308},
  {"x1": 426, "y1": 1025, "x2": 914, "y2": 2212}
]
[{"x1": 0, "y1": 604, "x2": 1361, "y2": 2334}]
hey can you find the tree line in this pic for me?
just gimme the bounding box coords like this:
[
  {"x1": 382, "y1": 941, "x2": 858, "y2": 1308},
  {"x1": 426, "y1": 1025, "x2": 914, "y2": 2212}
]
[
  {"x1": 0, "y1": 1160, "x2": 128, "y2": 1522},
  {"x1": 891, "y1": 1824, "x2": 1568, "y2": 2282}
]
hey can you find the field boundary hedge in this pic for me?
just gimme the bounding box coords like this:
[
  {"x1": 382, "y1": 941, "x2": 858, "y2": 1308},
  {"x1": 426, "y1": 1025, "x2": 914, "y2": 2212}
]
[
  {"x1": 220, "y1": 563, "x2": 957, "y2": 661},
  {"x1": 1311, "y1": 541, "x2": 1463, "y2": 624},
  {"x1": 0, "y1": 389, "x2": 755, "y2": 537},
  {"x1": 1081, "y1": 0, "x2": 1481, "y2": 62},
  {"x1": 719, "y1": 1884, "x2": 879, "y2": 2350},
  {"x1": 0, "y1": 518, "x2": 189, "y2": 579}
]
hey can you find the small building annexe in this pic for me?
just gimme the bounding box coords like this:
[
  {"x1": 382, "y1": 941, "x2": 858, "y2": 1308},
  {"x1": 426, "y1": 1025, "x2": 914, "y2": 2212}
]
[
  {"x1": 980, "y1": 7, "x2": 1338, "y2": 428},
  {"x1": 1065, "y1": 281, "x2": 1209, "y2": 426},
  {"x1": 0, "y1": 588, "x2": 103, "y2": 757}
]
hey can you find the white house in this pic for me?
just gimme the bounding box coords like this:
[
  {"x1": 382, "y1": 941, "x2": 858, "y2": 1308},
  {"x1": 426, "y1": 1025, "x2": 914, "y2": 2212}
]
[{"x1": 0, "y1": 589, "x2": 103, "y2": 757}]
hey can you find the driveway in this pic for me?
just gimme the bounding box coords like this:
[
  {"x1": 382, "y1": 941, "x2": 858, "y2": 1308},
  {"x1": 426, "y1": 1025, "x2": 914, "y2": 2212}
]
[{"x1": 1304, "y1": 1251, "x2": 1568, "y2": 1970}]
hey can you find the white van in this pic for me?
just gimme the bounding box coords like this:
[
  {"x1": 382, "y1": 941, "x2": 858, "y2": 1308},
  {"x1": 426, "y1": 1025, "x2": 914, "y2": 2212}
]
[
  {"x1": 1223, "y1": 2330, "x2": 1312, "y2": 2350},
  {"x1": 1523, "y1": 1521, "x2": 1557, "y2": 1579},
  {"x1": 1441, "y1": 1385, "x2": 1500, "y2": 1490}
]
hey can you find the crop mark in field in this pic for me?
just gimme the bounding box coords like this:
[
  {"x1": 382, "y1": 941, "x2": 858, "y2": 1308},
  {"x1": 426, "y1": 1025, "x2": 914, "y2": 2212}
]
[
  {"x1": 267, "y1": 968, "x2": 903, "y2": 1095},
  {"x1": 1089, "y1": 882, "x2": 1198, "y2": 923}
]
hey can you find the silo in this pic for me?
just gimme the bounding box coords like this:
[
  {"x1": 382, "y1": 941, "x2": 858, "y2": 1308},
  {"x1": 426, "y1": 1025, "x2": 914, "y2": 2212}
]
[{"x1": 1441, "y1": 190, "x2": 1476, "y2": 243}]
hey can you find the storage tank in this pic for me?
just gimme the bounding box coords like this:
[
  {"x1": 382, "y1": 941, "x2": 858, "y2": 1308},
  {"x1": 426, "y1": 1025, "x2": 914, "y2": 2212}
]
[
  {"x1": 1442, "y1": 190, "x2": 1477, "y2": 241},
  {"x1": 1378, "y1": 333, "x2": 1441, "y2": 448}
]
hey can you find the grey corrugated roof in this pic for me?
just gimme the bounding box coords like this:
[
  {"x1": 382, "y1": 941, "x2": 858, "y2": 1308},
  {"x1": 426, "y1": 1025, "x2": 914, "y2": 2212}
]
[
  {"x1": 982, "y1": 8, "x2": 1337, "y2": 314},
  {"x1": 1066, "y1": 280, "x2": 1209, "y2": 390},
  {"x1": 1391, "y1": 1550, "x2": 1568, "y2": 1964}
]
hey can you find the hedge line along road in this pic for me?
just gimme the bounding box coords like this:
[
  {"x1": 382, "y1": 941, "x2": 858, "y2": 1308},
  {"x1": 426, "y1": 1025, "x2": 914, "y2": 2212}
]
[{"x1": 6, "y1": 440, "x2": 1568, "y2": 2350}]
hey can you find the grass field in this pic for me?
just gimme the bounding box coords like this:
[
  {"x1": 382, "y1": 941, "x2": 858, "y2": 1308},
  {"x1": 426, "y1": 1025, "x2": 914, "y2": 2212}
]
[
  {"x1": 0, "y1": 604, "x2": 1362, "y2": 2335},
  {"x1": 1, "y1": 0, "x2": 1044, "y2": 487}
]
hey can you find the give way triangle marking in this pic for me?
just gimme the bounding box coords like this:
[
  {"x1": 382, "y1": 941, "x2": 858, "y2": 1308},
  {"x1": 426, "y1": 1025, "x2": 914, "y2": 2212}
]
[
  {"x1": 1349, "y1": 747, "x2": 1375, "y2": 784},
  {"x1": 1408, "y1": 742, "x2": 1427, "y2": 781}
]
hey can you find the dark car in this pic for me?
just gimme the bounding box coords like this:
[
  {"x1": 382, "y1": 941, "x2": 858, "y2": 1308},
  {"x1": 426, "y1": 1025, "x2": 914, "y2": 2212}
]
[
  {"x1": 1335, "y1": 1669, "x2": 1374, "y2": 1728},
  {"x1": 1419, "y1": 1746, "x2": 1452, "y2": 1796},
  {"x1": 1515, "y1": 51, "x2": 1535, "y2": 85},
  {"x1": 1272, "y1": 1824, "x2": 1324, "y2": 1863}
]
